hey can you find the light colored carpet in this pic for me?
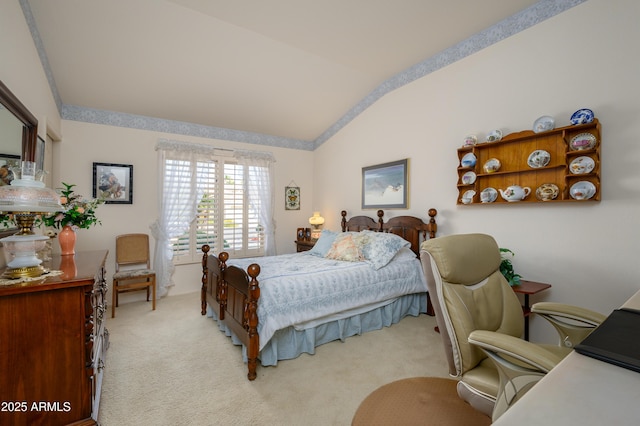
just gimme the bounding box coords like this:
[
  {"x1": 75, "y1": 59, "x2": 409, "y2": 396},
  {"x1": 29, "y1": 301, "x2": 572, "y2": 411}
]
[{"x1": 99, "y1": 292, "x2": 451, "y2": 425}]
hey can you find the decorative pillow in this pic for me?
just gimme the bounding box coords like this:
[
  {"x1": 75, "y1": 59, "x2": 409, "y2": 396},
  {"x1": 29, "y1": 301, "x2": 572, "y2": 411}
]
[
  {"x1": 325, "y1": 232, "x2": 364, "y2": 262},
  {"x1": 360, "y1": 230, "x2": 411, "y2": 269},
  {"x1": 308, "y1": 230, "x2": 338, "y2": 257}
]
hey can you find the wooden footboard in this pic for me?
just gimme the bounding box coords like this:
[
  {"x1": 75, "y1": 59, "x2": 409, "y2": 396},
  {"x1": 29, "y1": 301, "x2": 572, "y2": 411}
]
[{"x1": 201, "y1": 245, "x2": 261, "y2": 380}]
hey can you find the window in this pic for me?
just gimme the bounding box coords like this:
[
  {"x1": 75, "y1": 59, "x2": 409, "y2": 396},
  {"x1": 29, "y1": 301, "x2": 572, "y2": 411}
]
[{"x1": 166, "y1": 155, "x2": 265, "y2": 264}]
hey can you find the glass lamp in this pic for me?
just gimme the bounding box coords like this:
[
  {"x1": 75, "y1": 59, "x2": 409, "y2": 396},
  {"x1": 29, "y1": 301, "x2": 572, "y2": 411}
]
[
  {"x1": 308, "y1": 212, "x2": 325, "y2": 240},
  {"x1": 0, "y1": 161, "x2": 63, "y2": 278}
]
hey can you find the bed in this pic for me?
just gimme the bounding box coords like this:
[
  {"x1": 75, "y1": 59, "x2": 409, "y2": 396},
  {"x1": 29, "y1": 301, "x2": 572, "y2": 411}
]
[{"x1": 200, "y1": 208, "x2": 438, "y2": 380}]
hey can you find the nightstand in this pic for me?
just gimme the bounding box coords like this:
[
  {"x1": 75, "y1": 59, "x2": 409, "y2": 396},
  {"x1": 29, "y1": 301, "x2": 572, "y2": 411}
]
[{"x1": 295, "y1": 240, "x2": 316, "y2": 252}]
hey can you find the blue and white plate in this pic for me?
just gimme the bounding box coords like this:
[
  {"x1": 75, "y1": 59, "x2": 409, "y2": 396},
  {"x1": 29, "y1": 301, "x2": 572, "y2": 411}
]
[
  {"x1": 460, "y1": 152, "x2": 477, "y2": 168},
  {"x1": 570, "y1": 108, "x2": 594, "y2": 125}
]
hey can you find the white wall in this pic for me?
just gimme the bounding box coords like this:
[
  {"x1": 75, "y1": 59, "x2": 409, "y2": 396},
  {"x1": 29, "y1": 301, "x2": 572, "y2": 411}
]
[{"x1": 314, "y1": 0, "x2": 640, "y2": 343}]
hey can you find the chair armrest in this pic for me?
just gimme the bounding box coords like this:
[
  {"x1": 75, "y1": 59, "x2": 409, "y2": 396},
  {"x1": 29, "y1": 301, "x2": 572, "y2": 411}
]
[
  {"x1": 532, "y1": 302, "x2": 606, "y2": 325},
  {"x1": 531, "y1": 302, "x2": 605, "y2": 348},
  {"x1": 468, "y1": 330, "x2": 563, "y2": 372},
  {"x1": 469, "y1": 330, "x2": 565, "y2": 422}
]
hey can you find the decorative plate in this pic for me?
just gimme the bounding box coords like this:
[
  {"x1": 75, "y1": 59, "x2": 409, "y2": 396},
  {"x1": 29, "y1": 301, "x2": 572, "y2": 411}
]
[
  {"x1": 480, "y1": 187, "x2": 498, "y2": 203},
  {"x1": 570, "y1": 181, "x2": 596, "y2": 200},
  {"x1": 533, "y1": 115, "x2": 555, "y2": 133},
  {"x1": 463, "y1": 134, "x2": 477, "y2": 147},
  {"x1": 486, "y1": 129, "x2": 503, "y2": 142},
  {"x1": 527, "y1": 150, "x2": 551, "y2": 168},
  {"x1": 461, "y1": 171, "x2": 476, "y2": 185},
  {"x1": 461, "y1": 190, "x2": 476, "y2": 204},
  {"x1": 569, "y1": 156, "x2": 595, "y2": 174},
  {"x1": 460, "y1": 152, "x2": 477, "y2": 168},
  {"x1": 570, "y1": 108, "x2": 594, "y2": 125},
  {"x1": 535, "y1": 183, "x2": 559, "y2": 201},
  {"x1": 570, "y1": 133, "x2": 597, "y2": 151},
  {"x1": 483, "y1": 158, "x2": 501, "y2": 173}
]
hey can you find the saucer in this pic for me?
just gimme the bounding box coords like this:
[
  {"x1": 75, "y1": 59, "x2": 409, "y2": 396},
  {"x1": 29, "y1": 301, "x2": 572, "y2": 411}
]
[
  {"x1": 533, "y1": 115, "x2": 555, "y2": 133},
  {"x1": 460, "y1": 152, "x2": 477, "y2": 168},
  {"x1": 461, "y1": 171, "x2": 476, "y2": 185},
  {"x1": 570, "y1": 133, "x2": 597, "y2": 151},
  {"x1": 486, "y1": 129, "x2": 502, "y2": 142},
  {"x1": 527, "y1": 150, "x2": 550, "y2": 168},
  {"x1": 570, "y1": 108, "x2": 594, "y2": 125},
  {"x1": 480, "y1": 187, "x2": 498, "y2": 203},
  {"x1": 569, "y1": 156, "x2": 595, "y2": 174},
  {"x1": 570, "y1": 181, "x2": 596, "y2": 200},
  {"x1": 483, "y1": 158, "x2": 501, "y2": 173},
  {"x1": 535, "y1": 183, "x2": 559, "y2": 201}
]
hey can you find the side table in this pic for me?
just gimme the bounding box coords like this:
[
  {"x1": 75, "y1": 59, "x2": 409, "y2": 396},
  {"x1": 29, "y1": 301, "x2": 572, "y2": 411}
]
[
  {"x1": 512, "y1": 280, "x2": 552, "y2": 341},
  {"x1": 295, "y1": 240, "x2": 316, "y2": 252}
]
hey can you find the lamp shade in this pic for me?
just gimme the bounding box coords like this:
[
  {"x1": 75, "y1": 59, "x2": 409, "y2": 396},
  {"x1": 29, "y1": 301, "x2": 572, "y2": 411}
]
[
  {"x1": 0, "y1": 179, "x2": 62, "y2": 213},
  {"x1": 309, "y1": 212, "x2": 325, "y2": 227}
]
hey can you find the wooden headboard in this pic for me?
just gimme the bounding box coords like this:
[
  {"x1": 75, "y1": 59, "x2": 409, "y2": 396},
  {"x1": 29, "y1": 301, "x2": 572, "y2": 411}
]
[{"x1": 341, "y1": 208, "x2": 438, "y2": 256}]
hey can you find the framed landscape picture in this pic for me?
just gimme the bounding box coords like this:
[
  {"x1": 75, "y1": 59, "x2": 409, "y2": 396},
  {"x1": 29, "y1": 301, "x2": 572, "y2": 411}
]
[
  {"x1": 362, "y1": 159, "x2": 408, "y2": 209},
  {"x1": 93, "y1": 162, "x2": 133, "y2": 204}
]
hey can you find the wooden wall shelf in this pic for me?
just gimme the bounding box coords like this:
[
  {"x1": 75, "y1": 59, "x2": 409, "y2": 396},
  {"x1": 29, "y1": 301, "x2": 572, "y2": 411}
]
[{"x1": 457, "y1": 119, "x2": 601, "y2": 205}]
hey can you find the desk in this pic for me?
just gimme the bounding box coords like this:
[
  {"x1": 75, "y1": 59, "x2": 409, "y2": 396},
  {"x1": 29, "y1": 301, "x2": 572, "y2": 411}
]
[
  {"x1": 512, "y1": 280, "x2": 551, "y2": 340},
  {"x1": 494, "y1": 289, "x2": 640, "y2": 425}
]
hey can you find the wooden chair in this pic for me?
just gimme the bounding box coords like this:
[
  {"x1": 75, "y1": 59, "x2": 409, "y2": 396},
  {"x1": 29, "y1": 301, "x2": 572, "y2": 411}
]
[{"x1": 112, "y1": 233, "x2": 156, "y2": 318}]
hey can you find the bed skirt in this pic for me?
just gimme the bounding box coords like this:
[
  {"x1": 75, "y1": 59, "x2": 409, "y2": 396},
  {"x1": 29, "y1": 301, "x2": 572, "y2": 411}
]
[{"x1": 206, "y1": 292, "x2": 427, "y2": 366}]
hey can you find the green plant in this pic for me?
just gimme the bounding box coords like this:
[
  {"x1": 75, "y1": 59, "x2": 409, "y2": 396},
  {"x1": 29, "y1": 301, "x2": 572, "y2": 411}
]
[
  {"x1": 40, "y1": 182, "x2": 104, "y2": 230},
  {"x1": 499, "y1": 248, "x2": 522, "y2": 286}
]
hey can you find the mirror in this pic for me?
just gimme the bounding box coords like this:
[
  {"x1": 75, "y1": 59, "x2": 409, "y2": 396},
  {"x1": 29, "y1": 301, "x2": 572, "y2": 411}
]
[{"x1": 0, "y1": 80, "x2": 39, "y2": 238}]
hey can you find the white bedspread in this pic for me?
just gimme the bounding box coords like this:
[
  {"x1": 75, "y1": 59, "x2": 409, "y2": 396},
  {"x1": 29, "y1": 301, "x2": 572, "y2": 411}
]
[{"x1": 227, "y1": 251, "x2": 427, "y2": 351}]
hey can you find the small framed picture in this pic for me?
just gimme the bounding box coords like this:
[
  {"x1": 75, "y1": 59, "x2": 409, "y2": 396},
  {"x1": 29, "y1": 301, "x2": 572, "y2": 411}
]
[
  {"x1": 285, "y1": 186, "x2": 300, "y2": 210},
  {"x1": 93, "y1": 162, "x2": 133, "y2": 204},
  {"x1": 0, "y1": 154, "x2": 20, "y2": 186}
]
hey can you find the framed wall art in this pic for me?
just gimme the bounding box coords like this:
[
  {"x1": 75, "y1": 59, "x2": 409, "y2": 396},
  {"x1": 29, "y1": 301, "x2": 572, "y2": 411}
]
[
  {"x1": 285, "y1": 185, "x2": 300, "y2": 210},
  {"x1": 93, "y1": 162, "x2": 133, "y2": 204},
  {"x1": 0, "y1": 153, "x2": 20, "y2": 186},
  {"x1": 362, "y1": 158, "x2": 408, "y2": 209}
]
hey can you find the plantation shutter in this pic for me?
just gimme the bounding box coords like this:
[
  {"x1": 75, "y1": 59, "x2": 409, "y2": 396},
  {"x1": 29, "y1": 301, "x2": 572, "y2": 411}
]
[{"x1": 195, "y1": 160, "x2": 219, "y2": 253}]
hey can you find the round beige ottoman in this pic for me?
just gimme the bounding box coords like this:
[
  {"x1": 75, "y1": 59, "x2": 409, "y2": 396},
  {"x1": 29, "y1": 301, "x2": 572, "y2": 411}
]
[{"x1": 352, "y1": 377, "x2": 491, "y2": 426}]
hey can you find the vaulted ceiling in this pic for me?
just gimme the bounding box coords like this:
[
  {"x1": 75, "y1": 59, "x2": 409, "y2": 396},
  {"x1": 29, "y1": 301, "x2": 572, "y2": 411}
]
[{"x1": 26, "y1": 0, "x2": 571, "y2": 148}]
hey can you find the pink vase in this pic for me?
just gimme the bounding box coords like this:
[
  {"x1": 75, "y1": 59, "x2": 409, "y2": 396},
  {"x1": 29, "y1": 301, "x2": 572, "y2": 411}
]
[{"x1": 58, "y1": 225, "x2": 76, "y2": 255}]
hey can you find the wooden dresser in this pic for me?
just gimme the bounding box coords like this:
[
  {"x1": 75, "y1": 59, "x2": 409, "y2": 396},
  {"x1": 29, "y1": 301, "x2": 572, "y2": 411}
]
[{"x1": 0, "y1": 250, "x2": 108, "y2": 426}]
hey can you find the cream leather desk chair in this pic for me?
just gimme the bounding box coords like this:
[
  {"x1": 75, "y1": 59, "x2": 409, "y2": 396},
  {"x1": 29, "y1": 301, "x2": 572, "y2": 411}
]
[{"x1": 421, "y1": 233, "x2": 604, "y2": 421}]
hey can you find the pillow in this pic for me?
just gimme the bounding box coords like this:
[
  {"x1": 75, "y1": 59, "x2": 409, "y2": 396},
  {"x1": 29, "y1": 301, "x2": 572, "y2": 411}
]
[
  {"x1": 325, "y1": 232, "x2": 364, "y2": 262},
  {"x1": 360, "y1": 230, "x2": 411, "y2": 269},
  {"x1": 391, "y1": 246, "x2": 417, "y2": 262},
  {"x1": 307, "y1": 229, "x2": 338, "y2": 257}
]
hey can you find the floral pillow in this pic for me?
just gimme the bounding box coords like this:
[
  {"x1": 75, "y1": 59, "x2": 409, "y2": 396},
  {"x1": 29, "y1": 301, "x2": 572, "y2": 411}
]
[
  {"x1": 325, "y1": 232, "x2": 364, "y2": 262},
  {"x1": 360, "y1": 230, "x2": 411, "y2": 269}
]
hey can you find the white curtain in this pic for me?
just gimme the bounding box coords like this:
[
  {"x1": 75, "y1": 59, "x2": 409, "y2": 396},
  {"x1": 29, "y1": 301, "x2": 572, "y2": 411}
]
[
  {"x1": 235, "y1": 149, "x2": 277, "y2": 256},
  {"x1": 151, "y1": 139, "x2": 276, "y2": 297}
]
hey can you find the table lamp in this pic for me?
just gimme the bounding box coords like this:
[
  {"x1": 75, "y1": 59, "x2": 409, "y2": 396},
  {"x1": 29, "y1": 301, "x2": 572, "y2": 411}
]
[
  {"x1": 0, "y1": 161, "x2": 63, "y2": 278},
  {"x1": 308, "y1": 212, "x2": 325, "y2": 240}
]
